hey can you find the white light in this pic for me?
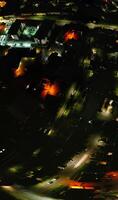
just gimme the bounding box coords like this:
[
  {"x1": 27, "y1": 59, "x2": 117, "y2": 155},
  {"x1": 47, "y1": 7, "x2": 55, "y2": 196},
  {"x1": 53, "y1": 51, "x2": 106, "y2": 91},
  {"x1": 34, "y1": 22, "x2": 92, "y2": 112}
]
[
  {"x1": 2, "y1": 148, "x2": 5, "y2": 151},
  {"x1": 26, "y1": 84, "x2": 30, "y2": 89},
  {"x1": 109, "y1": 100, "x2": 113, "y2": 105},
  {"x1": 1, "y1": 185, "x2": 14, "y2": 191},
  {"x1": 74, "y1": 153, "x2": 90, "y2": 168},
  {"x1": 107, "y1": 152, "x2": 113, "y2": 156}
]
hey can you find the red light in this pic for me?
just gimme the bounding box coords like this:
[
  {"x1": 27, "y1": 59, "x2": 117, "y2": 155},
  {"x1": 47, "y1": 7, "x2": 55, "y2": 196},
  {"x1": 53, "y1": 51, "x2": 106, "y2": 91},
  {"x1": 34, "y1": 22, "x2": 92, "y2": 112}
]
[
  {"x1": 41, "y1": 81, "x2": 59, "y2": 98},
  {"x1": 13, "y1": 64, "x2": 26, "y2": 78},
  {"x1": 106, "y1": 171, "x2": 118, "y2": 180},
  {"x1": 65, "y1": 179, "x2": 94, "y2": 190},
  {"x1": 102, "y1": 0, "x2": 111, "y2": 4},
  {"x1": 64, "y1": 30, "x2": 79, "y2": 42},
  {"x1": 0, "y1": 24, "x2": 6, "y2": 32}
]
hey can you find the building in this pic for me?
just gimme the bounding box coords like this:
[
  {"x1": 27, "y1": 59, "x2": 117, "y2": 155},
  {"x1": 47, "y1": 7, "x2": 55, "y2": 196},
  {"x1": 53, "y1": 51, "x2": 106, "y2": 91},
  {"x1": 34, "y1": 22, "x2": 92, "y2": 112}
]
[{"x1": 0, "y1": 19, "x2": 55, "y2": 48}]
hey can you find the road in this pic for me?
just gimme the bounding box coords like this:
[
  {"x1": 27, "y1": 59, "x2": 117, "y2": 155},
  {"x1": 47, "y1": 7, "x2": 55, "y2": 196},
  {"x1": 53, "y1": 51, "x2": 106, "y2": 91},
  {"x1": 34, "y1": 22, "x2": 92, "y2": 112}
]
[
  {"x1": 2, "y1": 13, "x2": 118, "y2": 30},
  {"x1": 32, "y1": 136, "x2": 102, "y2": 194},
  {"x1": 30, "y1": 70, "x2": 115, "y2": 196},
  {"x1": 0, "y1": 185, "x2": 61, "y2": 200},
  {"x1": 2, "y1": 13, "x2": 75, "y2": 26},
  {"x1": 0, "y1": 70, "x2": 114, "y2": 199},
  {"x1": 86, "y1": 22, "x2": 118, "y2": 31},
  {"x1": 0, "y1": 139, "x2": 100, "y2": 200}
]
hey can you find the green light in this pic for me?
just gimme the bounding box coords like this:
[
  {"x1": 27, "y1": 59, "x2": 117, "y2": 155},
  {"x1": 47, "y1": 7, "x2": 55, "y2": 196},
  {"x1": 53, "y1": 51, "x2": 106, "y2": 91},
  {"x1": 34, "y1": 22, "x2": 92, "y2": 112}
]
[
  {"x1": 87, "y1": 70, "x2": 94, "y2": 78},
  {"x1": 8, "y1": 165, "x2": 23, "y2": 174},
  {"x1": 114, "y1": 87, "x2": 118, "y2": 96},
  {"x1": 114, "y1": 71, "x2": 118, "y2": 79},
  {"x1": 22, "y1": 26, "x2": 39, "y2": 37}
]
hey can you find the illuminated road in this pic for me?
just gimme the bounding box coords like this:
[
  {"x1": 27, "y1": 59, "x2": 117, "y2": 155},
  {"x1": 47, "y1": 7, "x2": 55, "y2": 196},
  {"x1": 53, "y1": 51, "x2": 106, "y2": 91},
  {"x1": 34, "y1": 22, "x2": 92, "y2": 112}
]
[
  {"x1": 32, "y1": 135, "x2": 102, "y2": 194},
  {"x1": 0, "y1": 68, "x2": 115, "y2": 199},
  {"x1": 21, "y1": 71, "x2": 115, "y2": 196},
  {"x1": 86, "y1": 22, "x2": 118, "y2": 31},
  {"x1": 0, "y1": 185, "x2": 62, "y2": 200},
  {"x1": 94, "y1": 171, "x2": 118, "y2": 199},
  {"x1": 31, "y1": 71, "x2": 115, "y2": 195},
  {"x1": 2, "y1": 13, "x2": 118, "y2": 30},
  {"x1": 2, "y1": 13, "x2": 75, "y2": 26}
]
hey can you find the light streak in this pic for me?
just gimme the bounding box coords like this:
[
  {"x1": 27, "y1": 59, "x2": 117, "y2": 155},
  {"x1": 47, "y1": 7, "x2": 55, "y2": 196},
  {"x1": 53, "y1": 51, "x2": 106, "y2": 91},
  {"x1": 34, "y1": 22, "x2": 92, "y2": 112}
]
[{"x1": 74, "y1": 153, "x2": 90, "y2": 168}]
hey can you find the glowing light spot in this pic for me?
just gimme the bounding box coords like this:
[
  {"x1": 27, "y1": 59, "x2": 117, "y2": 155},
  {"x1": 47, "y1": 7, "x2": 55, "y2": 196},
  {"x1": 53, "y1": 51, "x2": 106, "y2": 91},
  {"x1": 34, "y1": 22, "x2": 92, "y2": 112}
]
[
  {"x1": 4, "y1": 49, "x2": 8, "y2": 56},
  {"x1": 106, "y1": 171, "x2": 118, "y2": 179},
  {"x1": 64, "y1": 30, "x2": 79, "y2": 42},
  {"x1": 66, "y1": 179, "x2": 94, "y2": 190},
  {"x1": 97, "y1": 98, "x2": 113, "y2": 120},
  {"x1": 92, "y1": 48, "x2": 97, "y2": 54},
  {"x1": 1, "y1": 185, "x2": 14, "y2": 192},
  {"x1": 74, "y1": 153, "x2": 90, "y2": 168},
  {"x1": 13, "y1": 63, "x2": 26, "y2": 78},
  {"x1": 8, "y1": 165, "x2": 23, "y2": 173},
  {"x1": 41, "y1": 81, "x2": 59, "y2": 98},
  {"x1": 0, "y1": 24, "x2": 6, "y2": 32},
  {"x1": 99, "y1": 161, "x2": 107, "y2": 165},
  {"x1": 107, "y1": 152, "x2": 112, "y2": 156},
  {"x1": 0, "y1": 1, "x2": 6, "y2": 8}
]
